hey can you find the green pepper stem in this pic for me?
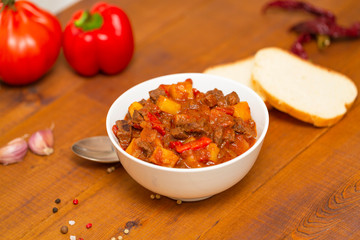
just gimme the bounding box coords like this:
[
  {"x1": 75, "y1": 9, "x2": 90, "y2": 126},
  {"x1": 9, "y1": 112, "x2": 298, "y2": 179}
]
[
  {"x1": 1, "y1": 0, "x2": 16, "y2": 12},
  {"x1": 74, "y1": 10, "x2": 104, "y2": 31}
]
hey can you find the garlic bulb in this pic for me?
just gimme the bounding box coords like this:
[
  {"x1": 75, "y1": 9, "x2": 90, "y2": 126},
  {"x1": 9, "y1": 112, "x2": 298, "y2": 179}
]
[
  {"x1": 0, "y1": 137, "x2": 28, "y2": 165},
  {"x1": 28, "y1": 126, "x2": 54, "y2": 156}
]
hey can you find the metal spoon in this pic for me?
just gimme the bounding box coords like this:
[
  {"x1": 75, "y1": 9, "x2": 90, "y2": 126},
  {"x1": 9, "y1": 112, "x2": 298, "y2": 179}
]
[{"x1": 71, "y1": 136, "x2": 119, "y2": 163}]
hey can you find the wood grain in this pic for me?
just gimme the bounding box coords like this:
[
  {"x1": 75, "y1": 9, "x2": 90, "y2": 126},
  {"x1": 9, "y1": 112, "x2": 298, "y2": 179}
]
[{"x1": 0, "y1": 0, "x2": 359, "y2": 239}]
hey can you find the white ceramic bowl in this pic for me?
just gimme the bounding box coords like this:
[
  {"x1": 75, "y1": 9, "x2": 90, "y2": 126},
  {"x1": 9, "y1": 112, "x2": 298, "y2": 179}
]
[{"x1": 106, "y1": 73, "x2": 269, "y2": 201}]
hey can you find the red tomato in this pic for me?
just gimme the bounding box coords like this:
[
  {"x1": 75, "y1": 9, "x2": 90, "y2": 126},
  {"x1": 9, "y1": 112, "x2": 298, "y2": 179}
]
[
  {"x1": 0, "y1": 0, "x2": 62, "y2": 86},
  {"x1": 63, "y1": 2, "x2": 134, "y2": 77}
]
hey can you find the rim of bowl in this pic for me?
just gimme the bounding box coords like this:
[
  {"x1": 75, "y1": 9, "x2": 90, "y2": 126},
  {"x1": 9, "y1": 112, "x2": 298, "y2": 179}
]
[{"x1": 106, "y1": 73, "x2": 269, "y2": 173}]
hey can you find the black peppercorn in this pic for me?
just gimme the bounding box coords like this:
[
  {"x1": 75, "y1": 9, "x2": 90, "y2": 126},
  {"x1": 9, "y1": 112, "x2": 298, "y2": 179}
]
[
  {"x1": 55, "y1": 198, "x2": 61, "y2": 204},
  {"x1": 52, "y1": 207, "x2": 58, "y2": 213}
]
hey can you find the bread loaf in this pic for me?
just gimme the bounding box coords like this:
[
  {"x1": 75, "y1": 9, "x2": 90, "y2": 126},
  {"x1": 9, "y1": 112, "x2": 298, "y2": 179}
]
[{"x1": 252, "y1": 47, "x2": 358, "y2": 127}]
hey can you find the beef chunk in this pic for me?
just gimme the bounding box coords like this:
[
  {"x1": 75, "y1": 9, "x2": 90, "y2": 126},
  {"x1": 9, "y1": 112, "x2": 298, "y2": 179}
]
[
  {"x1": 131, "y1": 110, "x2": 144, "y2": 127},
  {"x1": 210, "y1": 108, "x2": 235, "y2": 128},
  {"x1": 185, "y1": 118, "x2": 210, "y2": 134},
  {"x1": 170, "y1": 127, "x2": 188, "y2": 140},
  {"x1": 203, "y1": 93, "x2": 217, "y2": 107},
  {"x1": 225, "y1": 91, "x2": 240, "y2": 105},
  {"x1": 203, "y1": 89, "x2": 227, "y2": 107},
  {"x1": 233, "y1": 118, "x2": 257, "y2": 138},
  {"x1": 137, "y1": 140, "x2": 154, "y2": 157},
  {"x1": 149, "y1": 87, "x2": 166, "y2": 102},
  {"x1": 116, "y1": 120, "x2": 132, "y2": 149},
  {"x1": 174, "y1": 114, "x2": 210, "y2": 135},
  {"x1": 223, "y1": 127, "x2": 235, "y2": 143},
  {"x1": 212, "y1": 127, "x2": 236, "y2": 147},
  {"x1": 213, "y1": 127, "x2": 223, "y2": 146}
]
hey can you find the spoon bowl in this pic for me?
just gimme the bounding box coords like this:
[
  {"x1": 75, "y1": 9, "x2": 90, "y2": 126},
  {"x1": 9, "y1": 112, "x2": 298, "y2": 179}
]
[{"x1": 72, "y1": 136, "x2": 119, "y2": 163}]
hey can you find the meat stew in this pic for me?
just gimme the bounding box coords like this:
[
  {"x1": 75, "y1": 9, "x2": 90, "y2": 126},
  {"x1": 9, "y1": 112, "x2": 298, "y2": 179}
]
[{"x1": 113, "y1": 79, "x2": 257, "y2": 168}]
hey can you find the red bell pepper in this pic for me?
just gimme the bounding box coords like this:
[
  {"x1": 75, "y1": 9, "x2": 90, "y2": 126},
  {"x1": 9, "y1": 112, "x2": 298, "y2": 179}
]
[
  {"x1": 112, "y1": 124, "x2": 118, "y2": 136},
  {"x1": 0, "y1": 0, "x2": 62, "y2": 85},
  {"x1": 175, "y1": 137, "x2": 212, "y2": 153},
  {"x1": 169, "y1": 140, "x2": 182, "y2": 149},
  {"x1": 147, "y1": 112, "x2": 166, "y2": 136},
  {"x1": 215, "y1": 106, "x2": 234, "y2": 115},
  {"x1": 63, "y1": 2, "x2": 134, "y2": 76}
]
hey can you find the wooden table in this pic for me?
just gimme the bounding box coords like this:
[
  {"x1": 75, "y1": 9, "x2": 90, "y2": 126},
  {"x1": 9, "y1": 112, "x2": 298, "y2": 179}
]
[{"x1": 1, "y1": 0, "x2": 360, "y2": 239}]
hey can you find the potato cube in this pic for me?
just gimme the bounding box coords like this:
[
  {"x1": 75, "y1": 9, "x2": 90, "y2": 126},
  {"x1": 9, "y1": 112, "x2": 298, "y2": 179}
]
[
  {"x1": 168, "y1": 80, "x2": 194, "y2": 101},
  {"x1": 233, "y1": 101, "x2": 251, "y2": 121},
  {"x1": 149, "y1": 146, "x2": 179, "y2": 167},
  {"x1": 128, "y1": 102, "x2": 143, "y2": 118},
  {"x1": 207, "y1": 143, "x2": 220, "y2": 162},
  {"x1": 125, "y1": 138, "x2": 137, "y2": 155},
  {"x1": 156, "y1": 95, "x2": 181, "y2": 115}
]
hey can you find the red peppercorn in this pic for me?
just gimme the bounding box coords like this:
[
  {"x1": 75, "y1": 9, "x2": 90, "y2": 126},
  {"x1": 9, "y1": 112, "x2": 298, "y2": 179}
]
[
  {"x1": 86, "y1": 223, "x2": 92, "y2": 229},
  {"x1": 73, "y1": 199, "x2": 79, "y2": 205},
  {"x1": 79, "y1": 238, "x2": 84, "y2": 240}
]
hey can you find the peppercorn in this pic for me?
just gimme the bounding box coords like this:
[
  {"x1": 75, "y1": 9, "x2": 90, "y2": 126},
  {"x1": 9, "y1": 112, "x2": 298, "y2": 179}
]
[
  {"x1": 86, "y1": 223, "x2": 92, "y2": 229},
  {"x1": 73, "y1": 199, "x2": 79, "y2": 205},
  {"x1": 124, "y1": 228, "x2": 129, "y2": 235},
  {"x1": 52, "y1": 207, "x2": 58, "y2": 213},
  {"x1": 60, "y1": 225, "x2": 68, "y2": 234},
  {"x1": 55, "y1": 198, "x2": 61, "y2": 204}
]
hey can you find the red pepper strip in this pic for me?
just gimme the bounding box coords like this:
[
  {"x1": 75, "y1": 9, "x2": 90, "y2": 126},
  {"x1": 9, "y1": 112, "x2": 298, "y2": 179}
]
[
  {"x1": 169, "y1": 141, "x2": 183, "y2": 149},
  {"x1": 193, "y1": 88, "x2": 200, "y2": 97},
  {"x1": 160, "y1": 84, "x2": 170, "y2": 97},
  {"x1": 147, "y1": 112, "x2": 166, "y2": 135},
  {"x1": 263, "y1": 0, "x2": 335, "y2": 22},
  {"x1": 112, "y1": 124, "x2": 118, "y2": 136},
  {"x1": 215, "y1": 107, "x2": 234, "y2": 116},
  {"x1": 175, "y1": 137, "x2": 212, "y2": 153}
]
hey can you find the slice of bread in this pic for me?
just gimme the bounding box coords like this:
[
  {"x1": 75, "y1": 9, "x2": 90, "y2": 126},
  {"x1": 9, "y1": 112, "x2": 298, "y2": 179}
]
[
  {"x1": 252, "y1": 47, "x2": 358, "y2": 127},
  {"x1": 203, "y1": 57, "x2": 269, "y2": 104}
]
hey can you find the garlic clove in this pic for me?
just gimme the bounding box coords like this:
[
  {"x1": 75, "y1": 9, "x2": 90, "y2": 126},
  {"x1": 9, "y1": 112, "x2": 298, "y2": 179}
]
[
  {"x1": 28, "y1": 126, "x2": 54, "y2": 156},
  {"x1": 0, "y1": 137, "x2": 28, "y2": 165}
]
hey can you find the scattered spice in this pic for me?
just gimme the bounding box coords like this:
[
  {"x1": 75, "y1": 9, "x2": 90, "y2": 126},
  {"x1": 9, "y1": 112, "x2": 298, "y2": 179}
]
[
  {"x1": 86, "y1": 223, "x2": 92, "y2": 229},
  {"x1": 150, "y1": 194, "x2": 155, "y2": 200},
  {"x1": 155, "y1": 194, "x2": 161, "y2": 199},
  {"x1": 60, "y1": 225, "x2": 68, "y2": 234},
  {"x1": 107, "y1": 166, "x2": 116, "y2": 173},
  {"x1": 176, "y1": 199, "x2": 182, "y2": 205},
  {"x1": 111, "y1": 237, "x2": 116, "y2": 240},
  {"x1": 70, "y1": 236, "x2": 76, "y2": 240},
  {"x1": 118, "y1": 236, "x2": 123, "y2": 240},
  {"x1": 124, "y1": 228, "x2": 130, "y2": 235},
  {"x1": 73, "y1": 199, "x2": 79, "y2": 205},
  {"x1": 55, "y1": 198, "x2": 61, "y2": 204},
  {"x1": 79, "y1": 238, "x2": 84, "y2": 240},
  {"x1": 52, "y1": 207, "x2": 58, "y2": 213},
  {"x1": 69, "y1": 220, "x2": 76, "y2": 226},
  {"x1": 263, "y1": 0, "x2": 360, "y2": 59}
]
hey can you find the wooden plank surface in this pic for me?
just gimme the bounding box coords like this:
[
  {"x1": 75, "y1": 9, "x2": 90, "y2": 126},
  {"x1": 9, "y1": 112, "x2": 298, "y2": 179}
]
[{"x1": 1, "y1": 0, "x2": 359, "y2": 239}]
